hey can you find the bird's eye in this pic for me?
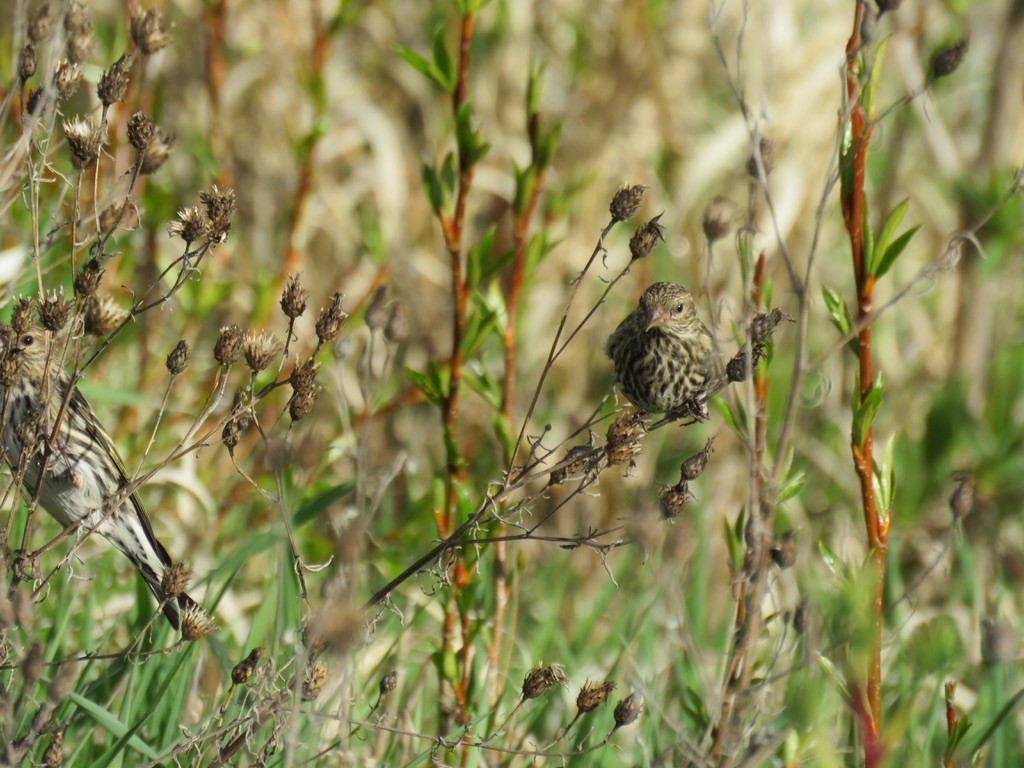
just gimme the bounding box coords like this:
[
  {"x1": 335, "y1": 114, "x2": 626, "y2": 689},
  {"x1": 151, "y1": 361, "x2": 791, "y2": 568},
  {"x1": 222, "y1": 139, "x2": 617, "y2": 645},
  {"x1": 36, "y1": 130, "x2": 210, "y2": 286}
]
[
  {"x1": 673, "y1": 303, "x2": 684, "y2": 314},
  {"x1": 21, "y1": 334, "x2": 33, "y2": 347}
]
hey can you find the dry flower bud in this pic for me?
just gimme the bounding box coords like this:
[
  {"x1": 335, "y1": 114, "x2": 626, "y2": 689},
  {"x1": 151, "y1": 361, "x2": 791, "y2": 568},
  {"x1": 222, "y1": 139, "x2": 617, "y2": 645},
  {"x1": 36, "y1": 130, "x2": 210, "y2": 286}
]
[
  {"x1": 280, "y1": 274, "x2": 309, "y2": 319},
  {"x1": 750, "y1": 307, "x2": 793, "y2": 345},
  {"x1": 200, "y1": 185, "x2": 235, "y2": 242},
  {"x1": 932, "y1": 38, "x2": 968, "y2": 80},
  {"x1": 127, "y1": 111, "x2": 154, "y2": 151},
  {"x1": 12, "y1": 298, "x2": 34, "y2": 334},
  {"x1": 746, "y1": 137, "x2": 775, "y2": 178},
  {"x1": 628, "y1": 213, "x2": 666, "y2": 261},
  {"x1": 701, "y1": 196, "x2": 734, "y2": 243},
  {"x1": 660, "y1": 482, "x2": 692, "y2": 520},
  {"x1": 231, "y1": 647, "x2": 264, "y2": 685},
  {"x1": 379, "y1": 670, "x2": 398, "y2": 698},
  {"x1": 214, "y1": 323, "x2": 243, "y2": 365},
  {"x1": 289, "y1": 358, "x2": 321, "y2": 420},
  {"x1": 613, "y1": 692, "x2": 643, "y2": 729},
  {"x1": 53, "y1": 60, "x2": 82, "y2": 101},
  {"x1": 63, "y1": 115, "x2": 103, "y2": 169},
  {"x1": 130, "y1": 7, "x2": 172, "y2": 56},
  {"x1": 606, "y1": 411, "x2": 645, "y2": 466},
  {"x1": 522, "y1": 663, "x2": 567, "y2": 699},
  {"x1": 30, "y1": 4, "x2": 52, "y2": 43},
  {"x1": 72, "y1": 261, "x2": 101, "y2": 301},
  {"x1": 385, "y1": 302, "x2": 408, "y2": 343},
  {"x1": 83, "y1": 296, "x2": 129, "y2": 336},
  {"x1": 19, "y1": 45, "x2": 37, "y2": 82},
  {"x1": 364, "y1": 286, "x2": 390, "y2": 331},
  {"x1": 609, "y1": 184, "x2": 646, "y2": 222},
  {"x1": 64, "y1": 1, "x2": 93, "y2": 63},
  {"x1": 97, "y1": 51, "x2": 136, "y2": 107},
  {"x1": 37, "y1": 290, "x2": 73, "y2": 331},
  {"x1": 577, "y1": 679, "x2": 616, "y2": 713},
  {"x1": 243, "y1": 331, "x2": 281, "y2": 373},
  {"x1": 140, "y1": 127, "x2": 174, "y2": 175},
  {"x1": 161, "y1": 561, "x2": 191, "y2": 597},
  {"x1": 164, "y1": 339, "x2": 190, "y2": 376},
  {"x1": 180, "y1": 603, "x2": 216, "y2": 641},
  {"x1": 680, "y1": 437, "x2": 715, "y2": 481},
  {"x1": 66, "y1": 32, "x2": 93, "y2": 64},
  {"x1": 168, "y1": 206, "x2": 208, "y2": 245},
  {"x1": 315, "y1": 292, "x2": 347, "y2": 345},
  {"x1": 304, "y1": 662, "x2": 328, "y2": 700},
  {"x1": 222, "y1": 391, "x2": 254, "y2": 453},
  {"x1": 770, "y1": 531, "x2": 798, "y2": 569},
  {"x1": 43, "y1": 731, "x2": 63, "y2": 768}
]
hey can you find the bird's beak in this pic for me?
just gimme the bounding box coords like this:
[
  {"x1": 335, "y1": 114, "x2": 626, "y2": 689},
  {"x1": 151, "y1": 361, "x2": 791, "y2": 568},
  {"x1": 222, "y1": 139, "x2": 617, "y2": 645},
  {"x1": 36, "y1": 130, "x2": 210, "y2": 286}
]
[{"x1": 645, "y1": 307, "x2": 666, "y2": 332}]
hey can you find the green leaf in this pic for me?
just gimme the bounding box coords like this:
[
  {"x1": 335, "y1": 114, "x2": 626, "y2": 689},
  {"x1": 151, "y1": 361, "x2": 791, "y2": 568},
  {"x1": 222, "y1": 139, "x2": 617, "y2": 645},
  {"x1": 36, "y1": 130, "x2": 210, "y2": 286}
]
[
  {"x1": 861, "y1": 200, "x2": 874, "y2": 276},
  {"x1": 466, "y1": 226, "x2": 496, "y2": 290},
  {"x1": 777, "y1": 471, "x2": 807, "y2": 505},
  {"x1": 68, "y1": 692, "x2": 160, "y2": 760},
  {"x1": 818, "y1": 540, "x2": 839, "y2": 576},
  {"x1": 945, "y1": 715, "x2": 973, "y2": 756},
  {"x1": 821, "y1": 286, "x2": 859, "y2": 356},
  {"x1": 395, "y1": 37, "x2": 453, "y2": 93},
  {"x1": 863, "y1": 35, "x2": 889, "y2": 118},
  {"x1": 430, "y1": 26, "x2": 455, "y2": 92},
  {"x1": 422, "y1": 161, "x2": 446, "y2": 215},
  {"x1": 874, "y1": 225, "x2": 920, "y2": 280},
  {"x1": 455, "y1": 103, "x2": 490, "y2": 166},
  {"x1": 723, "y1": 510, "x2": 744, "y2": 569},
  {"x1": 874, "y1": 198, "x2": 910, "y2": 258},
  {"x1": 534, "y1": 122, "x2": 561, "y2": 170},
  {"x1": 406, "y1": 363, "x2": 449, "y2": 405},
  {"x1": 852, "y1": 372, "x2": 884, "y2": 447},
  {"x1": 463, "y1": 359, "x2": 501, "y2": 409},
  {"x1": 513, "y1": 164, "x2": 536, "y2": 218}
]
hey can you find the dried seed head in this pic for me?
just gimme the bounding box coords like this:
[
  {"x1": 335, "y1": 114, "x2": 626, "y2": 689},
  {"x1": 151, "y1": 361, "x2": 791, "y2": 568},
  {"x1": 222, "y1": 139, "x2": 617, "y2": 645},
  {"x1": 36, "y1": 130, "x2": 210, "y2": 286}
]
[
  {"x1": 130, "y1": 7, "x2": 172, "y2": 56},
  {"x1": 222, "y1": 390, "x2": 254, "y2": 453},
  {"x1": 164, "y1": 339, "x2": 190, "y2": 376},
  {"x1": 140, "y1": 127, "x2": 174, "y2": 175},
  {"x1": 11, "y1": 298, "x2": 34, "y2": 334},
  {"x1": 701, "y1": 196, "x2": 734, "y2": 243},
  {"x1": 231, "y1": 647, "x2": 264, "y2": 685},
  {"x1": 243, "y1": 331, "x2": 281, "y2": 373},
  {"x1": 280, "y1": 274, "x2": 309, "y2": 319},
  {"x1": 750, "y1": 307, "x2": 793, "y2": 345},
  {"x1": 659, "y1": 482, "x2": 692, "y2": 520},
  {"x1": 289, "y1": 358, "x2": 321, "y2": 421},
  {"x1": 168, "y1": 206, "x2": 208, "y2": 245},
  {"x1": 304, "y1": 662, "x2": 328, "y2": 700},
  {"x1": 576, "y1": 679, "x2": 616, "y2": 713},
  {"x1": 680, "y1": 437, "x2": 715, "y2": 481},
  {"x1": 214, "y1": 323, "x2": 243, "y2": 365},
  {"x1": 99, "y1": 201, "x2": 139, "y2": 235},
  {"x1": 379, "y1": 670, "x2": 398, "y2": 698},
  {"x1": 180, "y1": 603, "x2": 216, "y2": 641},
  {"x1": 613, "y1": 692, "x2": 643, "y2": 729},
  {"x1": 97, "y1": 51, "x2": 136, "y2": 107},
  {"x1": 19, "y1": 45, "x2": 37, "y2": 82},
  {"x1": 63, "y1": 115, "x2": 103, "y2": 169},
  {"x1": 30, "y1": 4, "x2": 52, "y2": 43},
  {"x1": 84, "y1": 296, "x2": 129, "y2": 336},
  {"x1": 315, "y1": 292, "x2": 347, "y2": 346},
  {"x1": 385, "y1": 302, "x2": 408, "y2": 343},
  {"x1": 522, "y1": 663, "x2": 567, "y2": 699},
  {"x1": 0, "y1": 344, "x2": 23, "y2": 386},
  {"x1": 64, "y1": 1, "x2": 93, "y2": 63},
  {"x1": 43, "y1": 731, "x2": 63, "y2": 768},
  {"x1": 609, "y1": 184, "x2": 646, "y2": 222},
  {"x1": 606, "y1": 411, "x2": 645, "y2": 466},
  {"x1": 200, "y1": 185, "x2": 235, "y2": 242},
  {"x1": 127, "y1": 111, "x2": 154, "y2": 151},
  {"x1": 932, "y1": 38, "x2": 968, "y2": 80},
  {"x1": 746, "y1": 137, "x2": 775, "y2": 178},
  {"x1": 161, "y1": 561, "x2": 191, "y2": 597},
  {"x1": 628, "y1": 213, "x2": 666, "y2": 261},
  {"x1": 770, "y1": 531, "x2": 798, "y2": 569},
  {"x1": 72, "y1": 261, "x2": 102, "y2": 301},
  {"x1": 364, "y1": 286, "x2": 390, "y2": 331},
  {"x1": 949, "y1": 472, "x2": 975, "y2": 521},
  {"x1": 37, "y1": 289, "x2": 73, "y2": 331},
  {"x1": 66, "y1": 32, "x2": 93, "y2": 64},
  {"x1": 550, "y1": 444, "x2": 601, "y2": 486},
  {"x1": 53, "y1": 60, "x2": 82, "y2": 101}
]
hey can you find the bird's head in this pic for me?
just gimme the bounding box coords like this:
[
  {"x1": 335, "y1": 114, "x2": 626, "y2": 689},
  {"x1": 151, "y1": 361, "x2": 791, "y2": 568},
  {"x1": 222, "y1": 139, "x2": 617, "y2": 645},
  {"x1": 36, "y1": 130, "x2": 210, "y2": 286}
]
[{"x1": 639, "y1": 282, "x2": 697, "y2": 333}]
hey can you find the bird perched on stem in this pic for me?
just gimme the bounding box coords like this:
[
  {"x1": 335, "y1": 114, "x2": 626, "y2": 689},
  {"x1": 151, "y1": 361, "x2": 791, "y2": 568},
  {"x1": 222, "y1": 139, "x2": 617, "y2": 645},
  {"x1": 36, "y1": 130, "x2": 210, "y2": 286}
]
[
  {"x1": 605, "y1": 282, "x2": 714, "y2": 417},
  {"x1": 0, "y1": 326, "x2": 199, "y2": 629}
]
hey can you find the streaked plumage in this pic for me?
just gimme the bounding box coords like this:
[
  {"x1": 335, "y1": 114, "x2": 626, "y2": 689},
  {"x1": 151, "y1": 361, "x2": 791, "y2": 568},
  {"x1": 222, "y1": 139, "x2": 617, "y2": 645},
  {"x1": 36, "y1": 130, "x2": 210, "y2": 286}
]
[
  {"x1": 604, "y1": 282, "x2": 714, "y2": 414},
  {"x1": 0, "y1": 326, "x2": 197, "y2": 628}
]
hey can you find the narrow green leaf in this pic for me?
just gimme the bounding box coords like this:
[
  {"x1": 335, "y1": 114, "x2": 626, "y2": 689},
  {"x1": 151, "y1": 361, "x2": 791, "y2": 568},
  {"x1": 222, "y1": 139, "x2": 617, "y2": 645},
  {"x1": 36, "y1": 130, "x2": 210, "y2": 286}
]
[
  {"x1": 421, "y1": 162, "x2": 445, "y2": 215},
  {"x1": 395, "y1": 45, "x2": 450, "y2": 92},
  {"x1": 863, "y1": 36, "x2": 889, "y2": 118},
  {"x1": 874, "y1": 225, "x2": 920, "y2": 280},
  {"x1": 776, "y1": 471, "x2": 807, "y2": 505},
  {"x1": 430, "y1": 26, "x2": 455, "y2": 93},
  {"x1": 861, "y1": 200, "x2": 875, "y2": 276},
  {"x1": 68, "y1": 692, "x2": 160, "y2": 760},
  {"x1": 852, "y1": 372, "x2": 884, "y2": 446},
  {"x1": 875, "y1": 198, "x2": 910, "y2": 257}
]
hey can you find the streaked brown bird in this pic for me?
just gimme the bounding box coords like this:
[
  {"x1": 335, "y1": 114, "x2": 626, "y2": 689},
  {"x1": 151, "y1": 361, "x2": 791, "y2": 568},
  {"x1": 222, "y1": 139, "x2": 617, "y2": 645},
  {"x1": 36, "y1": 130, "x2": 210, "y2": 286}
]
[
  {"x1": 604, "y1": 282, "x2": 714, "y2": 416},
  {"x1": 0, "y1": 326, "x2": 199, "y2": 628}
]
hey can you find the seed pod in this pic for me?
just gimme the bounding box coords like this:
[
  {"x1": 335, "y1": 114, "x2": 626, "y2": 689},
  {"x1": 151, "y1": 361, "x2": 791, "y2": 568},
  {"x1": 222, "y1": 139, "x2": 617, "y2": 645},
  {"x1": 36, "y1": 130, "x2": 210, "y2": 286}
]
[{"x1": 609, "y1": 184, "x2": 646, "y2": 222}]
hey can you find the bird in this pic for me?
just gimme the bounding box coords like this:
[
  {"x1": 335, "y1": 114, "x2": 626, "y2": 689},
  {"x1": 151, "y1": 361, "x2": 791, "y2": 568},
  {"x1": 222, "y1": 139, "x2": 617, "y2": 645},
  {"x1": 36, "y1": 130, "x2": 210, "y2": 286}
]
[
  {"x1": 0, "y1": 326, "x2": 198, "y2": 629},
  {"x1": 604, "y1": 282, "x2": 715, "y2": 417}
]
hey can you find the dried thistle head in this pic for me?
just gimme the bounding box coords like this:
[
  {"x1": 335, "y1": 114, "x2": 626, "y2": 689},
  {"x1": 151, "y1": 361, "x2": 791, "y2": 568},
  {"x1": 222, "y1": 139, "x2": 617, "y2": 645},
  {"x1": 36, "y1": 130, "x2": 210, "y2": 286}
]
[
  {"x1": 140, "y1": 126, "x2": 174, "y2": 175},
  {"x1": 576, "y1": 679, "x2": 616, "y2": 713},
  {"x1": 63, "y1": 115, "x2": 103, "y2": 169},
  {"x1": 659, "y1": 482, "x2": 692, "y2": 520},
  {"x1": 37, "y1": 289, "x2": 73, "y2": 332},
  {"x1": 64, "y1": 0, "x2": 94, "y2": 63},
  {"x1": 168, "y1": 206, "x2": 208, "y2": 245},
  {"x1": 315, "y1": 292, "x2": 347, "y2": 346},
  {"x1": 200, "y1": 185, "x2": 236, "y2": 243},
  {"x1": 127, "y1": 111, "x2": 154, "y2": 151},
  {"x1": 289, "y1": 358, "x2": 321, "y2": 421},
  {"x1": 97, "y1": 50, "x2": 137, "y2": 107},
  {"x1": 243, "y1": 331, "x2": 281, "y2": 373},
  {"x1": 99, "y1": 201, "x2": 139, "y2": 235},
  {"x1": 19, "y1": 45, "x2": 37, "y2": 82},
  {"x1": 231, "y1": 647, "x2": 264, "y2": 685},
  {"x1": 606, "y1": 411, "x2": 645, "y2": 466},
  {"x1": 83, "y1": 296, "x2": 129, "y2": 336},
  {"x1": 521, "y1": 663, "x2": 567, "y2": 699},
  {"x1": 613, "y1": 691, "x2": 643, "y2": 729},
  {"x1": 213, "y1": 323, "x2": 243, "y2": 366},
  {"x1": 746, "y1": 137, "x2": 775, "y2": 178},
  {"x1": 701, "y1": 196, "x2": 734, "y2": 243},
  {"x1": 629, "y1": 213, "x2": 666, "y2": 261},
  {"x1": 130, "y1": 7, "x2": 172, "y2": 56},
  {"x1": 680, "y1": 437, "x2": 714, "y2": 481},
  {"x1": 180, "y1": 603, "x2": 216, "y2": 641},
  {"x1": 29, "y1": 4, "x2": 52, "y2": 44},
  {"x1": 161, "y1": 561, "x2": 191, "y2": 598},
  {"x1": 281, "y1": 274, "x2": 309, "y2": 320},
  {"x1": 609, "y1": 184, "x2": 646, "y2": 222},
  {"x1": 364, "y1": 286, "x2": 390, "y2": 331},
  {"x1": 932, "y1": 38, "x2": 969, "y2": 80},
  {"x1": 379, "y1": 670, "x2": 398, "y2": 698},
  {"x1": 53, "y1": 60, "x2": 82, "y2": 101},
  {"x1": 222, "y1": 390, "x2": 254, "y2": 453},
  {"x1": 164, "y1": 340, "x2": 189, "y2": 376},
  {"x1": 11, "y1": 298, "x2": 34, "y2": 334},
  {"x1": 42, "y1": 731, "x2": 63, "y2": 768},
  {"x1": 303, "y1": 662, "x2": 328, "y2": 700}
]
